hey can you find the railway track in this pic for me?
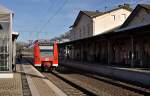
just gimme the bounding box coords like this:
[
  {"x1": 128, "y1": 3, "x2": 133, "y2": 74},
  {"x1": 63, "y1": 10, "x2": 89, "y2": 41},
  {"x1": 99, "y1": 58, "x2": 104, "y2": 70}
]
[
  {"x1": 24, "y1": 58, "x2": 97, "y2": 96},
  {"x1": 45, "y1": 66, "x2": 150, "y2": 96},
  {"x1": 84, "y1": 73, "x2": 150, "y2": 95},
  {"x1": 43, "y1": 72, "x2": 96, "y2": 96},
  {"x1": 20, "y1": 61, "x2": 32, "y2": 96},
  {"x1": 24, "y1": 58, "x2": 150, "y2": 96},
  {"x1": 61, "y1": 66, "x2": 150, "y2": 94}
]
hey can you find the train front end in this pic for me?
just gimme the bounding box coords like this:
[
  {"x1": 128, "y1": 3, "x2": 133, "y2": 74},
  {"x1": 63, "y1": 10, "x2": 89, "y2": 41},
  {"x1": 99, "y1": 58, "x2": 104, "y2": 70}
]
[{"x1": 34, "y1": 40, "x2": 58, "y2": 70}]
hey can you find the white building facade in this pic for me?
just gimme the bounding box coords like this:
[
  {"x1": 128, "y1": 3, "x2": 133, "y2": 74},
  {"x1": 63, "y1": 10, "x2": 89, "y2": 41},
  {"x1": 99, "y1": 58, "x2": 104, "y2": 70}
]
[{"x1": 70, "y1": 5, "x2": 132, "y2": 41}]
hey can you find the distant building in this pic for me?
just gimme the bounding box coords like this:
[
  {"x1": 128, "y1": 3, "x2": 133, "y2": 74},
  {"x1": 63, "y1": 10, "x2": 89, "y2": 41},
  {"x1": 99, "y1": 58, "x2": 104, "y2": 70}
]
[
  {"x1": 70, "y1": 5, "x2": 132, "y2": 40},
  {"x1": 58, "y1": 38, "x2": 70, "y2": 43},
  {"x1": 50, "y1": 31, "x2": 71, "y2": 43}
]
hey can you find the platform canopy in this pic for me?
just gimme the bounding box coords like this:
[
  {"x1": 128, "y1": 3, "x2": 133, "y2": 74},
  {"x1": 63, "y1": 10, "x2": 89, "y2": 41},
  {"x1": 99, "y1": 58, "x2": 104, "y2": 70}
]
[
  {"x1": 0, "y1": 4, "x2": 14, "y2": 72},
  {"x1": 0, "y1": 4, "x2": 13, "y2": 22}
]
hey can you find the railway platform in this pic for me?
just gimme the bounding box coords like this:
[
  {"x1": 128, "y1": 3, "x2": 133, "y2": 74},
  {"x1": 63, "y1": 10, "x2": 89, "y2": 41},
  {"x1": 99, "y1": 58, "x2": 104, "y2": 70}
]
[
  {"x1": 0, "y1": 59, "x2": 67, "y2": 96},
  {"x1": 60, "y1": 59, "x2": 150, "y2": 87}
]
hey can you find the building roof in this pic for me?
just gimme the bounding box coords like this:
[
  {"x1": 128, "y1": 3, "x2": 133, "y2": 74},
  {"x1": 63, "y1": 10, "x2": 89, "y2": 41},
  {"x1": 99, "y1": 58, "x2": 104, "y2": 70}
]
[
  {"x1": 140, "y1": 4, "x2": 150, "y2": 9},
  {"x1": 0, "y1": 4, "x2": 13, "y2": 14},
  {"x1": 60, "y1": 26, "x2": 121, "y2": 45},
  {"x1": 82, "y1": 11, "x2": 104, "y2": 18},
  {"x1": 120, "y1": 4, "x2": 150, "y2": 28},
  {"x1": 59, "y1": 24, "x2": 150, "y2": 46},
  {"x1": 71, "y1": 5, "x2": 132, "y2": 27}
]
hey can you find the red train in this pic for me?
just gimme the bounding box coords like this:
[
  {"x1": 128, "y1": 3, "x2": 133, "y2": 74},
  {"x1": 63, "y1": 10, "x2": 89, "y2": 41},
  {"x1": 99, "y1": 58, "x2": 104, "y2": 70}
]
[{"x1": 33, "y1": 40, "x2": 58, "y2": 70}]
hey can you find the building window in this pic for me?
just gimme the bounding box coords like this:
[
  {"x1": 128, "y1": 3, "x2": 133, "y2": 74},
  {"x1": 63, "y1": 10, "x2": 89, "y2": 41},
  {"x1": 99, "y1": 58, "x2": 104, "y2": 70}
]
[
  {"x1": 122, "y1": 14, "x2": 126, "y2": 20},
  {"x1": 111, "y1": 15, "x2": 115, "y2": 21}
]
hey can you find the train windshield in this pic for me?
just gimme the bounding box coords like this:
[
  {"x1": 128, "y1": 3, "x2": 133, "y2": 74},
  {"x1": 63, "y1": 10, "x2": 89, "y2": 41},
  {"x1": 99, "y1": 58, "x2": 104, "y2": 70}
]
[
  {"x1": 40, "y1": 49, "x2": 53, "y2": 56},
  {"x1": 39, "y1": 46, "x2": 53, "y2": 56}
]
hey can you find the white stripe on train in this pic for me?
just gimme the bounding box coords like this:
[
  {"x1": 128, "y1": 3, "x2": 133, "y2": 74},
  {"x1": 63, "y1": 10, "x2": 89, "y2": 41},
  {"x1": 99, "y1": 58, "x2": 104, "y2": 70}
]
[
  {"x1": 34, "y1": 64, "x2": 58, "y2": 67},
  {"x1": 52, "y1": 64, "x2": 58, "y2": 67},
  {"x1": 34, "y1": 64, "x2": 41, "y2": 66}
]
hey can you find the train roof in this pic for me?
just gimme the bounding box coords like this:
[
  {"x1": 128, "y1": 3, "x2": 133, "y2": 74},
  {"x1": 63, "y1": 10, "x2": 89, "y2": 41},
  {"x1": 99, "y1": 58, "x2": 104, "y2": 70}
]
[
  {"x1": 28, "y1": 39, "x2": 57, "y2": 48},
  {"x1": 35, "y1": 39, "x2": 54, "y2": 46}
]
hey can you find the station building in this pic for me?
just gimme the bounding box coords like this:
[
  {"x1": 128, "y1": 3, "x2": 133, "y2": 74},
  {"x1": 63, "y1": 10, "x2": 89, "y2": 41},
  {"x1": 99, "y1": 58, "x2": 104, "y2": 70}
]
[
  {"x1": 0, "y1": 4, "x2": 18, "y2": 78},
  {"x1": 70, "y1": 4, "x2": 132, "y2": 41},
  {"x1": 59, "y1": 4, "x2": 150, "y2": 68},
  {"x1": 60, "y1": 4, "x2": 132, "y2": 60}
]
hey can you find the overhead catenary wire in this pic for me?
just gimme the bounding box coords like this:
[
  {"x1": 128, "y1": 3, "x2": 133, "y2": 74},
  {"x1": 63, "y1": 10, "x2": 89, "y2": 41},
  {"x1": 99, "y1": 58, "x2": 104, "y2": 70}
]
[
  {"x1": 38, "y1": 0, "x2": 69, "y2": 35},
  {"x1": 17, "y1": 0, "x2": 59, "y2": 41},
  {"x1": 33, "y1": 0, "x2": 60, "y2": 40},
  {"x1": 37, "y1": 0, "x2": 60, "y2": 26},
  {"x1": 18, "y1": 0, "x2": 143, "y2": 41}
]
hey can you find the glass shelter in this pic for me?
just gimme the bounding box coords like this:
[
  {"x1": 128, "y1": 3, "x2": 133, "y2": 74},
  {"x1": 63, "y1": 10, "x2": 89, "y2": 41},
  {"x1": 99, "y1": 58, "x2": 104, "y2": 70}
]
[{"x1": 0, "y1": 5, "x2": 13, "y2": 72}]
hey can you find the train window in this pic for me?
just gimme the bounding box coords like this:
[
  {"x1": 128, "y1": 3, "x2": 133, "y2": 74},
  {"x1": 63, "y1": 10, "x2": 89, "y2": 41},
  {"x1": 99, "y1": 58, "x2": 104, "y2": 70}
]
[{"x1": 40, "y1": 49, "x2": 53, "y2": 56}]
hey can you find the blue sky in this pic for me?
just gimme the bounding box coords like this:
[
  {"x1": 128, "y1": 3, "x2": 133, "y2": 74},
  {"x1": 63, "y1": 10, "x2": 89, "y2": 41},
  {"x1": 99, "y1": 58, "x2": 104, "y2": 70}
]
[{"x1": 0, "y1": 0, "x2": 150, "y2": 42}]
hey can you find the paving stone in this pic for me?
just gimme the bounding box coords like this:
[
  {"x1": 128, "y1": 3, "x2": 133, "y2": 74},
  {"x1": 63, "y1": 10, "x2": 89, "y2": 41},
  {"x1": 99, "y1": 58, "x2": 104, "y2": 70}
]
[
  {"x1": 0, "y1": 60, "x2": 64, "y2": 96},
  {"x1": 0, "y1": 65, "x2": 23, "y2": 96},
  {"x1": 23, "y1": 64, "x2": 58, "y2": 96}
]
